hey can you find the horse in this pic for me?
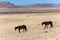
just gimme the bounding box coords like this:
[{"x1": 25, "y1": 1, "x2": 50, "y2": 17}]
[
  {"x1": 15, "y1": 25, "x2": 27, "y2": 33},
  {"x1": 41, "y1": 21, "x2": 53, "y2": 29}
]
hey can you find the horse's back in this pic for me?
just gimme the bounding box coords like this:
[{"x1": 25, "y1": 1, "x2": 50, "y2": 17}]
[
  {"x1": 48, "y1": 21, "x2": 52, "y2": 23},
  {"x1": 15, "y1": 25, "x2": 26, "y2": 28},
  {"x1": 22, "y1": 25, "x2": 26, "y2": 28},
  {"x1": 42, "y1": 21, "x2": 47, "y2": 25}
]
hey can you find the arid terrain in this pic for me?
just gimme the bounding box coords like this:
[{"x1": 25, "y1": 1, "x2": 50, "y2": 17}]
[{"x1": 0, "y1": 13, "x2": 60, "y2": 40}]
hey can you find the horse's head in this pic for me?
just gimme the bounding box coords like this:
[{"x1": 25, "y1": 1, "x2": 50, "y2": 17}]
[
  {"x1": 22, "y1": 25, "x2": 27, "y2": 32},
  {"x1": 15, "y1": 27, "x2": 18, "y2": 31}
]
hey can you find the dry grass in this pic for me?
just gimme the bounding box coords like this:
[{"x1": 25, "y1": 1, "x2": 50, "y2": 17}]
[{"x1": 0, "y1": 13, "x2": 60, "y2": 40}]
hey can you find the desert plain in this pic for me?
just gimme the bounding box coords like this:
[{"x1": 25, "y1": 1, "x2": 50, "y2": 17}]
[{"x1": 0, "y1": 13, "x2": 60, "y2": 40}]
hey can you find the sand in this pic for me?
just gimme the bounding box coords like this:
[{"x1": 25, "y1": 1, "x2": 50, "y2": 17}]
[{"x1": 0, "y1": 13, "x2": 60, "y2": 40}]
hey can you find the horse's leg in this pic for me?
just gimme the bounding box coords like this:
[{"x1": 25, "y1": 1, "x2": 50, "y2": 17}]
[
  {"x1": 51, "y1": 23, "x2": 53, "y2": 28},
  {"x1": 44, "y1": 25, "x2": 48, "y2": 29},
  {"x1": 25, "y1": 27, "x2": 27, "y2": 32},
  {"x1": 25, "y1": 29, "x2": 27, "y2": 32},
  {"x1": 23, "y1": 29, "x2": 27, "y2": 32},
  {"x1": 44, "y1": 25, "x2": 46, "y2": 29},
  {"x1": 50, "y1": 23, "x2": 53, "y2": 28},
  {"x1": 23, "y1": 28, "x2": 26, "y2": 32},
  {"x1": 23, "y1": 29, "x2": 25, "y2": 32},
  {"x1": 46, "y1": 24, "x2": 48, "y2": 29},
  {"x1": 18, "y1": 29, "x2": 20, "y2": 33}
]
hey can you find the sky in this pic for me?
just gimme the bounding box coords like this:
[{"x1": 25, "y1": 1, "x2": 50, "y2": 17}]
[{"x1": 0, "y1": 0, "x2": 60, "y2": 5}]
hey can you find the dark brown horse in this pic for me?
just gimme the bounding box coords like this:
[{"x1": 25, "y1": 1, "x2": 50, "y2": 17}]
[
  {"x1": 15, "y1": 25, "x2": 27, "y2": 33},
  {"x1": 42, "y1": 21, "x2": 53, "y2": 29}
]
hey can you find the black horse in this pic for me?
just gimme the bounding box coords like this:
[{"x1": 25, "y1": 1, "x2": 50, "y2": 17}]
[
  {"x1": 15, "y1": 25, "x2": 27, "y2": 33},
  {"x1": 42, "y1": 21, "x2": 53, "y2": 29}
]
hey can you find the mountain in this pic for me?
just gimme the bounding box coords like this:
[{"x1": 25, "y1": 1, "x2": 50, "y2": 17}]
[
  {"x1": 0, "y1": 2, "x2": 60, "y2": 8},
  {"x1": 21, "y1": 4, "x2": 60, "y2": 8},
  {"x1": 0, "y1": 2, "x2": 20, "y2": 8},
  {"x1": 0, "y1": 2, "x2": 60, "y2": 13}
]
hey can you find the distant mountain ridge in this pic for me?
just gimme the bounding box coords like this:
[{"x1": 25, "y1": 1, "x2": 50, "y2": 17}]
[
  {"x1": 30, "y1": 4, "x2": 60, "y2": 7},
  {"x1": 0, "y1": 2, "x2": 60, "y2": 8},
  {"x1": 0, "y1": 2, "x2": 60, "y2": 13}
]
